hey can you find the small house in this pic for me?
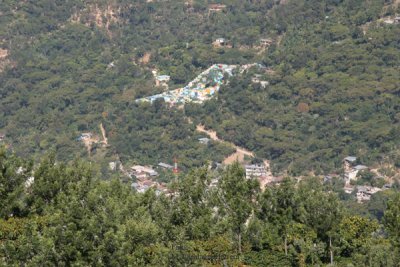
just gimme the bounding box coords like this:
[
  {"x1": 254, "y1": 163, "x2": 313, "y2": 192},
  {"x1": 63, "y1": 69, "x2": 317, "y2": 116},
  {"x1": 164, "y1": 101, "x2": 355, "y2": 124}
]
[
  {"x1": 343, "y1": 156, "x2": 360, "y2": 184},
  {"x1": 0, "y1": 133, "x2": 5, "y2": 141},
  {"x1": 245, "y1": 164, "x2": 268, "y2": 179},
  {"x1": 356, "y1": 186, "x2": 382, "y2": 203},
  {"x1": 131, "y1": 165, "x2": 158, "y2": 178},
  {"x1": 77, "y1": 133, "x2": 92, "y2": 141},
  {"x1": 158, "y1": 162, "x2": 174, "y2": 170},
  {"x1": 344, "y1": 156, "x2": 357, "y2": 163},
  {"x1": 213, "y1": 38, "x2": 226, "y2": 47}
]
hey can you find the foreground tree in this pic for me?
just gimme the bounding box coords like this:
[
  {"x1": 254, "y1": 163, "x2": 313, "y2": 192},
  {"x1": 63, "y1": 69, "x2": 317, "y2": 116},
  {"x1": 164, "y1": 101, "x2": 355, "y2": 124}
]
[{"x1": 217, "y1": 162, "x2": 259, "y2": 254}]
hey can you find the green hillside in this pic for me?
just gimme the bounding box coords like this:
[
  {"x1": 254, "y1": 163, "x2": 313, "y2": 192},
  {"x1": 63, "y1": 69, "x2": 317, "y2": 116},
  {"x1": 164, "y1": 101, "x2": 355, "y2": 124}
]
[
  {"x1": 1, "y1": 1, "x2": 400, "y2": 266},
  {"x1": 0, "y1": 0, "x2": 399, "y2": 174}
]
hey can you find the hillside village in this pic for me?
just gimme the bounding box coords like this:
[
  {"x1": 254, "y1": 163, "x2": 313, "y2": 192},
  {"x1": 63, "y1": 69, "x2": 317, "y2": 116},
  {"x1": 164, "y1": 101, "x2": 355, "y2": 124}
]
[
  {"x1": 72, "y1": 59, "x2": 399, "y2": 202},
  {"x1": 110, "y1": 152, "x2": 395, "y2": 204},
  {"x1": 136, "y1": 63, "x2": 266, "y2": 105}
]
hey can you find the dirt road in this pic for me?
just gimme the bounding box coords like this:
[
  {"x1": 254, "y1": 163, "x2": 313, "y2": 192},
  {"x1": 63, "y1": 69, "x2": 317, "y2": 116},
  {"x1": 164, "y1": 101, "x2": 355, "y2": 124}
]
[
  {"x1": 196, "y1": 124, "x2": 278, "y2": 189},
  {"x1": 196, "y1": 124, "x2": 254, "y2": 164}
]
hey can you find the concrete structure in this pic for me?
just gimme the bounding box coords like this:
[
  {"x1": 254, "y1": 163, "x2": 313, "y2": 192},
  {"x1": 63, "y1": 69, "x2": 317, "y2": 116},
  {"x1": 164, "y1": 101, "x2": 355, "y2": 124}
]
[
  {"x1": 198, "y1": 137, "x2": 210, "y2": 145},
  {"x1": 131, "y1": 179, "x2": 169, "y2": 195},
  {"x1": 343, "y1": 156, "x2": 364, "y2": 185},
  {"x1": 214, "y1": 38, "x2": 226, "y2": 47},
  {"x1": 24, "y1": 176, "x2": 35, "y2": 189},
  {"x1": 356, "y1": 186, "x2": 382, "y2": 203},
  {"x1": 158, "y1": 162, "x2": 174, "y2": 170},
  {"x1": 77, "y1": 133, "x2": 92, "y2": 141},
  {"x1": 156, "y1": 75, "x2": 170, "y2": 82},
  {"x1": 245, "y1": 164, "x2": 267, "y2": 179},
  {"x1": 353, "y1": 165, "x2": 368, "y2": 171},
  {"x1": 155, "y1": 75, "x2": 170, "y2": 87},
  {"x1": 109, "y1": 161, "x2": 117, "y2": 171},
  {"x1": 131, "y1": 165, "x2": 158, "y2": 178}
]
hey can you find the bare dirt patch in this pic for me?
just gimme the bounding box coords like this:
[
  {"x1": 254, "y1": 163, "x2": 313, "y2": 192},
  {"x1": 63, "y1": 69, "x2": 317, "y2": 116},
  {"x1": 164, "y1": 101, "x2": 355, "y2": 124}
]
[
  {"x1": 196, "y1": 124, "x2": 254, "y2": 164},
  {"x1": 0, "y1": 48, "x2": 8, "y2": 59},
  {"x1": 70, "y1": 4, "x2": 122, "y2": 37},
  {"x1": 100, "y1": 123, "x2": 108, "y2": 145},
  {"x1": 0, "y1": 48, "x2": 11, "y2": 73},
  {"x1": 139, "y1": 52, "x2": 151, "y2": 64}
]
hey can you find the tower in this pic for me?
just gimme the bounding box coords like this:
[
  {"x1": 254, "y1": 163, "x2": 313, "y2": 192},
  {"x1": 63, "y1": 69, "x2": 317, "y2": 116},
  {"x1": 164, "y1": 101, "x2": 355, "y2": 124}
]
[{"x1": 173, "y1": 157, "x2": 179, "y2": 174}]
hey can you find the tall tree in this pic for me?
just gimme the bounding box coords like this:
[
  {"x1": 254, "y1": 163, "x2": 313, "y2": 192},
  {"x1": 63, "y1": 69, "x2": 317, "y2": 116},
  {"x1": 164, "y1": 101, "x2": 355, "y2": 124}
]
[{"x1": 217, "y1": 162, "x2": 259, "y2": 254}]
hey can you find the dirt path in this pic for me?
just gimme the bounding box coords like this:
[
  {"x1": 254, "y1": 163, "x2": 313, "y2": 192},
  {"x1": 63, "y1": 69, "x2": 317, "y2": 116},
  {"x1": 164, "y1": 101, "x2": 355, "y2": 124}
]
[
  {"x1": 83, "y1": 136, "x2": 99, "y2": 157},
  {"x1": 100, "y1": 123, "x2": 108, "y2": 145},
  {"x1": 139, "y1": 52, "x2": 151, "y2": 64},
  {"x1": 196, "y1": 124, "x2": 278, "y2": 189},
  {"x1": 196, "y1": 124, "x2": 254, "y2": 164}
]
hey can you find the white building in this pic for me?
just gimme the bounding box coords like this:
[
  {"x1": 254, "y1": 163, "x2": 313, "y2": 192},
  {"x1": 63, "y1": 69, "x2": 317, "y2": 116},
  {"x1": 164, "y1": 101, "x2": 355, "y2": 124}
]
[
  {"x1": 343, "y1": 157, "x2": 368, "y2": 185},
  {"x1": 245, "y1": 164, "x2": 267, "y2": 179}
]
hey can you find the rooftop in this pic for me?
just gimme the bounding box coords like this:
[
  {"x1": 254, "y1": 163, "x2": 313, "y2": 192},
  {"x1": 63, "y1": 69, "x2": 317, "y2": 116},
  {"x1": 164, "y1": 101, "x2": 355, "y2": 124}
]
[
  {"x1": 344, "y1": 156, "x2": 357, "y2": 162},
  {"x1": 158, "y1": 162, "x2": 174, "y2": 169},
  {"x1": 353, "y1": 165, "x2": 368, "y2": 171}
]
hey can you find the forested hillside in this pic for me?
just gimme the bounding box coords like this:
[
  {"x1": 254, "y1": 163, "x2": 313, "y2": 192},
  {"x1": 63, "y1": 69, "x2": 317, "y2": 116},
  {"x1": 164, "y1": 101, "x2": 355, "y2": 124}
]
[
  {"x1": 0, "y1": 0, "x2": 398, "y2": 176},
  {"x1": 1, "y1": 1, "x2": 400, "y2": 265},
  {"x1": 2, "y1": 150, "x2": 400, "y2": 266},
  {"x1": 1, "y1": 0, "x2": 399, "y2": 175}
]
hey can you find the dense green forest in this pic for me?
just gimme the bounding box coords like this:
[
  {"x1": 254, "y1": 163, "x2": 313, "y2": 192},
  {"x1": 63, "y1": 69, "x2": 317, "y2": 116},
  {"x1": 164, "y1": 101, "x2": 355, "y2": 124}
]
[
  {"x1": 1, "y1": 0, "x2": 399, "y2": 175},
  {"x1": 2, "y1": 149, "x2": 400, "y2": 266}
]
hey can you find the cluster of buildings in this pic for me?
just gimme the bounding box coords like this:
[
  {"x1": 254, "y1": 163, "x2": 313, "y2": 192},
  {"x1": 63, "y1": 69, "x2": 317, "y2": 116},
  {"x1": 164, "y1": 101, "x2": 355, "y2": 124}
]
[
  {"x1": 341, "y1": 156, "x2": 392, "y2": 202},
  {"x1": 137, "y1": 64, "x2": 236, "y2": 105},
  {"x1": 124, "y1": 154, "x2": 393, "y2": 204},
  {"x1": 129, "y1": 165, "x2": 159, "y2": 179},
  {"x1": 137, "y1": 63, "x2": 267, "y2": 105},
  {"x1": 129, "y1": 163, "x2": 177, "y2": 195},
  {"x1": 131, "y1": 176, "x2": 168, "y2": 195},
  {"x1": 245, "y1": 164, "x2": 283, "y2": 188},
  {"x1": 245, "y1": 164, "x2": 268, "y2": 179},
  {"x1": 355, "y1": 185, "x2": 383, "y2": 203}
]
